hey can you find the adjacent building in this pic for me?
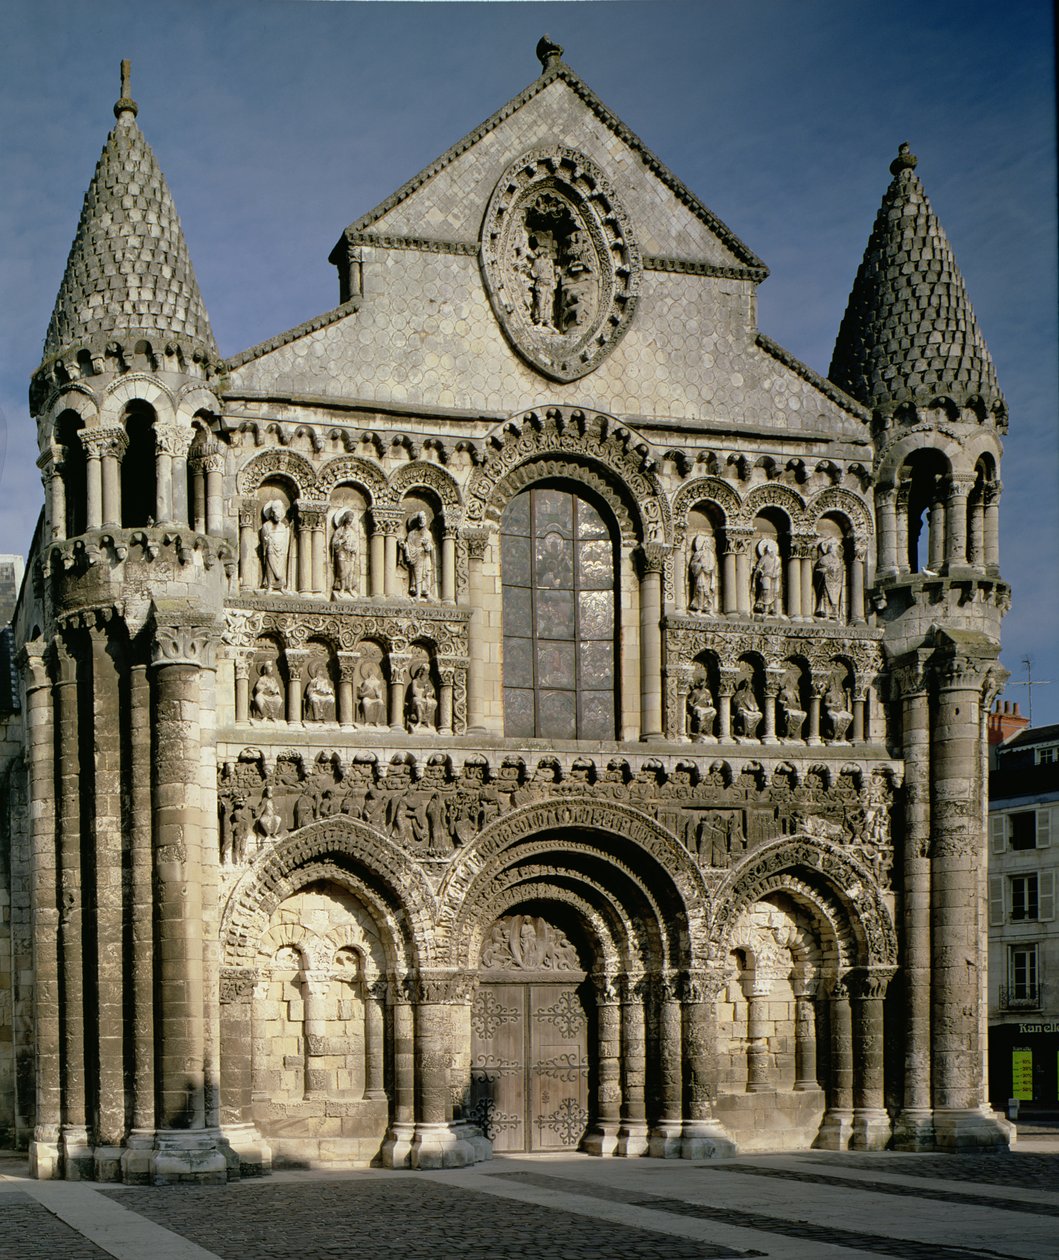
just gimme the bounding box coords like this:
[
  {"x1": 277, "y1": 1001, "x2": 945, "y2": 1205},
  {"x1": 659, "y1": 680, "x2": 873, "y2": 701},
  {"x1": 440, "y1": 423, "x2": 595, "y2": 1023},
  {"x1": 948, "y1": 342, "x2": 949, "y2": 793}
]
[
  {"x1": 0, "y1": 40, "x2": 1015, "y2": 1182},
  {"x1": 989, "y1": 719, "x2": 1059, "y2": 1114}
]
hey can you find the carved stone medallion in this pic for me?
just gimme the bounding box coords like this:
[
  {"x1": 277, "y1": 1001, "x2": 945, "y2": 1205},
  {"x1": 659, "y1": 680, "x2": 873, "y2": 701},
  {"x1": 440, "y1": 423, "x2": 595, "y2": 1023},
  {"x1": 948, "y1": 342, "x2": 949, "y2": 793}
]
[{"x1": 480, "y1": 147, "x2": 641, "y2": 382}]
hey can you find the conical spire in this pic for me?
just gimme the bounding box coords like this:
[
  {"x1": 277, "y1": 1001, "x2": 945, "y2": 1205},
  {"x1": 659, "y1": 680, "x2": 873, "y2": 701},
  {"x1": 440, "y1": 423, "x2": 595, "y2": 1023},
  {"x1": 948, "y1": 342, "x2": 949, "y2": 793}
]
[
  {"x1": 829, "y1": 144, "x2": 1004, "y2": 421},
  {"x1": 38, "y1": 61, "x2": 218, "y2": 378}
]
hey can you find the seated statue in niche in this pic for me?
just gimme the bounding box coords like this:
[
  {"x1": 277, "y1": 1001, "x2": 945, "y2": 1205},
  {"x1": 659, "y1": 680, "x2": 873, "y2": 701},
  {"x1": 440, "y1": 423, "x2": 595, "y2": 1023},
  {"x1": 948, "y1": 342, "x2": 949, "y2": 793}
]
[
  {"x1": 254, "y1": 786, "x2": 285, "y2": 843},
  {"x1": 251, "y1": 661, "x2": 283, "y2": 722},
  {"x1": 732, "y1": 677, "x2": 763, "y2": 739},
  {"x1": 686, "y1": 679, "x2": 716, "y2": 740},
  {"x1": 304, "y1": 662, "x2": 336, "y2": 722},
  {"x1": 824, "y1": 675, "x2": 854, "y2": 742},
  {"x1": 330, "y1": 509, "x2": 358, "y2": 598},
  {"x1": 407, "y1": 664, "x2": 437, "y2": 731},
  {"x1": 688, "y1": 532, "x2": 718, "y2": 613},
  {"x1": 259, "y1": 500, "x2": 290, "y2": 592},
  {"x1": 814, "y1": 537, "x2": 844, "y2": 620},
  {"x1": 777, "y1": 677, "x2": 807, "y2": 741},
  {"x1": 752, "y1": 539, "x2": 782, "y2": 615},
  {"x1": 357, "y1": 667, "x2": 387, "y2": 726},
  {"x1": 403, "y1": 512, "x2": 436, "y2": 600}
]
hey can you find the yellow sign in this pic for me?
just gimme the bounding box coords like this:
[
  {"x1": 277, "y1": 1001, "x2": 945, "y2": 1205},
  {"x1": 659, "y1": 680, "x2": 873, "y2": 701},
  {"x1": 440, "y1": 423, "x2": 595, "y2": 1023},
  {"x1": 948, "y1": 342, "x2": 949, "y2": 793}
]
[{"x1": 1012, "y1": 1048, "x2": 1034, "y2": 1101}]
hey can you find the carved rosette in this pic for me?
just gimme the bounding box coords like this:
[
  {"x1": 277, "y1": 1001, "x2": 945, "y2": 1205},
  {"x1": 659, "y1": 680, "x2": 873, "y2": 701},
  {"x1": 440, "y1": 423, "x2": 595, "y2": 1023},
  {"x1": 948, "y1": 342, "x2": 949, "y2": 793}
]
[{"x1": 480, "y1": 147, "x2": 641, "y2": 382}]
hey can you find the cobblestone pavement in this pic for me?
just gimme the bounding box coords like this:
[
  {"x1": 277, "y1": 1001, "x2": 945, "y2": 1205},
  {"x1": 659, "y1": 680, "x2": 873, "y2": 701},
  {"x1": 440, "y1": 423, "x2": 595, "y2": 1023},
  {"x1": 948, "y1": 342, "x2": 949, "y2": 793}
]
[{"x1": 1, "y1": 1146, "x2": 1057, "y2": 1260}]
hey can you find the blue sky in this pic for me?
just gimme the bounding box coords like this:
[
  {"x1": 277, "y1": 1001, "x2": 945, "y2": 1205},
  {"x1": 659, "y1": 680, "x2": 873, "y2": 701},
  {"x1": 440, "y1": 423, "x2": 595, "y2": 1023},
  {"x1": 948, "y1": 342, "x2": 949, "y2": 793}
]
[{"x1": 2, "y1": 0, "x2": 1057, "y2": 724}]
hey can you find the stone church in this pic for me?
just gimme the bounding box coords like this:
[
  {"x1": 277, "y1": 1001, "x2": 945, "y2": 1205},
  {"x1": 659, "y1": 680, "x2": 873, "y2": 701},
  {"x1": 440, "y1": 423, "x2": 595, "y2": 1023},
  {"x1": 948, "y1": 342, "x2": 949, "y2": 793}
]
[{"x1": 0, "y1": 39, "x2": 1013, "y2": 1181}]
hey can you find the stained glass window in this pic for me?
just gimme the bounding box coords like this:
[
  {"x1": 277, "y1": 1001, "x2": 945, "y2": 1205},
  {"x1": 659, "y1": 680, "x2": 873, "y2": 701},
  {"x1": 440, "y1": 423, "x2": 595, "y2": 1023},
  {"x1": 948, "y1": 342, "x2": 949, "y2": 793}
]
[{"x1": 502, "y1": 486, "x2": 617, "y2": 739}]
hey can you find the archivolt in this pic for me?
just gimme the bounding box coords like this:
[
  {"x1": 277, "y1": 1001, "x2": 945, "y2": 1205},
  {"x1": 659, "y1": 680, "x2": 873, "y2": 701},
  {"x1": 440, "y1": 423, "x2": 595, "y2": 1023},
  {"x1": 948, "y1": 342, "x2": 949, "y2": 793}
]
[
  {"x1": 671, "y1": 477, "x2": 743, "y2": 538},
  {"x1": 385, "y1": 460, "x2": 462, "y2": 509},
  {"x1": 807, "y1": 486, "x2": 874, "y2": 538},
  {"x1": 236, "y1": 448, "x2": 321, "y2": 498},
  {"x1": 316, "y1": 454, "x2": 388, "y2": 502},
  {"x1": 465, "y1": 407, "x2": 670, "y2": 543},
  {"x1": 739, "y1": 482, "x2": 809, "y2": 530},
  {"x1": 439, "y1": 798, "x2": 710, "y2": 967},
  {"x1": 458, "y1": 880, "x2": 622, "y2": 975},
  {"x1": 221, "y1": 816, "x2": 438, "y2": 971},
  {"x1": 709, "y1": 836, "x2": 897, "y2": 970}
]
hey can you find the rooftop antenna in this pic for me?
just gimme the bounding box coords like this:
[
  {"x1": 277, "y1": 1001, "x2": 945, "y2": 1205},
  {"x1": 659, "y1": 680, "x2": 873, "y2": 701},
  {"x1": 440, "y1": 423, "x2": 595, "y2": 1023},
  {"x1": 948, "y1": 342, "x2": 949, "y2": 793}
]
[{"x1": 1011, "y1": 655, "x2": 1053, "y2": 726}]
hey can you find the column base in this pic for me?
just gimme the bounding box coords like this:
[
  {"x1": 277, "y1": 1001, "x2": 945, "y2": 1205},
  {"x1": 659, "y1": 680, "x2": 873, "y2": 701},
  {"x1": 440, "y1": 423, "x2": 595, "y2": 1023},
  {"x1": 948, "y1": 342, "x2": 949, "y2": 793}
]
[
  {"x1": 93, "y1": 1144, "x2": 124, "y2": 1183},
  {"x1": 28, "y1": 1138, "x2": 62, "y2": 1180},
  {"x1": 582, "y1": 1121, "x2": 620, "y2": 1156},
  {"x1": 455, "y1": 1121, "x2": 493, "y2": 1164},
  {"x1": 616, "y1": 1120, "x2": 650, "y2": 1157},
  {"x1": 218, "y1": 1123, "x2": 273, "y2": 1178},
  {"x1": 892, "y1": 1108, "x2": 935, "y2": 1151},
  {"x1": 813, "y1": 1109, "x2": 853, "y2": 1150},
  {"x1": 680, "y1": 1119, "x2": 736, "y2": 1159},
  {"x1": 409, "y1": 1122, "x2": 481, "y2": 1169},
  {"x1": 61, "y1": 1126, "x2": 93, "y2": 1181},
  {"x1": 380, "y1": 1122, "x2": 415, "y2": 1169},
  {"x1": 149, "y1": 1130, "x2": 229, "y2": 1185},
  {"x1": 932, "y1": 1107, "x2": 1014, "y2": 1152},
  {"x1": 647, "y1": 1121, "x2": 684, "y2": 1159},
  {"x1": 851, "y1": 1108, "x2": 892, "y2": 1151},
  {"x1": 120, "y1": 1129, "x2": 157, "y2": 1185}
]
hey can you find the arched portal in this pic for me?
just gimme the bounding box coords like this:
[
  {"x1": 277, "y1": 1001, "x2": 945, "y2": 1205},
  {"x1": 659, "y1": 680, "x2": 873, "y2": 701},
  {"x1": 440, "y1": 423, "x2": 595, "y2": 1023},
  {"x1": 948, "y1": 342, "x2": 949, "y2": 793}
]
[{"x1": 469, "y1": 906, "x2": 593, "y2": 1152}]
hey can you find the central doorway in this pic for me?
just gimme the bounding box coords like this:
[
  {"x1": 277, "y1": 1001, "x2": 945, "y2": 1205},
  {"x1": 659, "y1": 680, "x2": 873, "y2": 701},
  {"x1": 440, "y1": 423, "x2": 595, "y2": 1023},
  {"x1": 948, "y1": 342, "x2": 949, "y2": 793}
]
[{"x1": 469, "y1": 913, "x2": 591, "y2": 1152}]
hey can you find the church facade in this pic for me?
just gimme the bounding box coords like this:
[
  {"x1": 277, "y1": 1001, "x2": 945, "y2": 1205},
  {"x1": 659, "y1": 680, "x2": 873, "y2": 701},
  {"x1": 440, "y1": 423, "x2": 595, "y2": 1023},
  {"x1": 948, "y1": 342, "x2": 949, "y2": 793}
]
[{"x1": 0, "y1": 41, "x2": 1013, "y2": 1182}]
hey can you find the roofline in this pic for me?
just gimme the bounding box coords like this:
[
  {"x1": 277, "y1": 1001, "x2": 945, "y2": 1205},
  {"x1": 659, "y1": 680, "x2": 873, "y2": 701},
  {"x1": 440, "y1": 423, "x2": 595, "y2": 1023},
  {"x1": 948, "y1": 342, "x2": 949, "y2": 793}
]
[
  {"x1": 224, "y1": 299, "x2": 360, "y2": 371},
  {"x1": 328, "y1": 59, "x2": 767, "y2": 274},
  {"x1": 756, "y1": 333, "x2": 872, "y2": 423}
]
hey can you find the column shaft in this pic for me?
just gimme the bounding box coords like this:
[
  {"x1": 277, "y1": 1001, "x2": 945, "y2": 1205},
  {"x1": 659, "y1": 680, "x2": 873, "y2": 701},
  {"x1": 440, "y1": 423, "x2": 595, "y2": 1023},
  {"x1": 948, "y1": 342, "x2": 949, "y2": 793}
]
[
  {"x1": 86, "y1": 455, "x2": 102, "y2": 530},
  {"x1": 127, "y1": 661, "x2": 155, "y2": 1133},
  {"x1": 639, "y1": 564, "x2": 663, "y2": 740},
  {"x1": 441, "y1": 534, "x2": 456, "y2": 604},
  {"x1": 205, "y1": 467, "x2": 223, "y2": 535},
  {"x1": 23, "y1": 651, "x2": 61, "y2": 1176}
]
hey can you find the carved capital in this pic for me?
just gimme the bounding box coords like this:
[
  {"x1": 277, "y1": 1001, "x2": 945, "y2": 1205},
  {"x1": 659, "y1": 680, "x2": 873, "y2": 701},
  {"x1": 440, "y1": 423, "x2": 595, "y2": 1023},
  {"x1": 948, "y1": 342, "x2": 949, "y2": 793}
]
[
  {"x1": 284, "y1": 648, "x2": 311, "y2": 682},
  {"x1": 336, "y1": 651, "x2": 360, "y2": 683},
  {"x1": 80, "y1": 425, "x2": 128, "y2": 460},
  {"x1": 790, "y1": 532, "x2": 819, "y2": 562},
  {"x1": 982, "y1": 480, "x2": 1002, "y2": 507},
  {"x1": 462, "y1": 525, "x2": 491, "y2": 561},
  {"x1": 846, "y1": 967, "x2": 896, "y2": 1001},
  {"x1": 219, "y1": 966, "x2": 259, "y2": 1005},
  {"x1": 637, "y1": 540, "x2": 670, "y2": 577},
  {"x1": 369, "y1": 506, "x2": 405, "y2": 537},
  {"x1": 946, "y1": 473, "x2": 978, "y2": 501},
  {"x1": 591, "y1": 973, "x2": 620, "y2": 1005},
  {"x1": 414, "y1": 969, "x2": 476, "y2": 1005},
  {"x1": 296, "y1": 499, "x2": 329, "y2": 531},
  {"x1": 680, "y1": 967, "x2": 725, "y2": 1004},
  {"x1": 150, "y1": 614, "x2": 219, "y2": 670},
  {"x1": 17, "y1": 641, "x2": 49, "y2": 693},
  {"x1": 238, "y1": 496, "x2": 259, "y2": 529},
  {"x1": 154, "y1": 423, "x2": 193, "y2": 458},
  {"x1": 723, "y1": 526, "x2": 754, "y2": 557}
]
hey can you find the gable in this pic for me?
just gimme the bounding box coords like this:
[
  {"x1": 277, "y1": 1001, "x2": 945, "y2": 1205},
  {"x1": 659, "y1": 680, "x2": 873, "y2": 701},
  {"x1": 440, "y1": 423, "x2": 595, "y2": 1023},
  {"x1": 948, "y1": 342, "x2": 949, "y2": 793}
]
[{"x1": 335, "y1": 71, "x2": 763, "y2": 273}]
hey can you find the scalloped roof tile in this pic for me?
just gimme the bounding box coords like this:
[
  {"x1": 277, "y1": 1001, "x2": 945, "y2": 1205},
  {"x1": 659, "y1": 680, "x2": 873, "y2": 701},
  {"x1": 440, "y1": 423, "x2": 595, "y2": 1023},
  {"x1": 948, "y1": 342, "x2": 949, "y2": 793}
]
[
  {"x1": 41, "y1": 106, "x2": 217, "y2": 369},
  {"x1": 829, "y1": 146, "x2": 1004, "y2": 419}
]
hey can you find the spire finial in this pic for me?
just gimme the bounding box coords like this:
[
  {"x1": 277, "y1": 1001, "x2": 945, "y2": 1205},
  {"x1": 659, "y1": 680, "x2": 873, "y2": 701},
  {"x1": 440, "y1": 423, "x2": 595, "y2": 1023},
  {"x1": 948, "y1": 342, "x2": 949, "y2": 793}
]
[
  {"x1": 114, "y1": 58, "x2": 139, "y2": 120},
  {"x1": 536, "y1": 35, "x2": 564, "y2": 72},
  {"x1": 890, "y1": 141, "x2": 917, "y2": 176}
]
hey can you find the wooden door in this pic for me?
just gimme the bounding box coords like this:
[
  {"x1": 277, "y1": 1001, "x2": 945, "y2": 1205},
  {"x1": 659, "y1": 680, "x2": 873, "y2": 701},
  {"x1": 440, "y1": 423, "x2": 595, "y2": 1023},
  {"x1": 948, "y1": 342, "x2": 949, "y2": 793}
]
[{"x1": 469, "y1": 915, "x2": 590, "y2": 1152}]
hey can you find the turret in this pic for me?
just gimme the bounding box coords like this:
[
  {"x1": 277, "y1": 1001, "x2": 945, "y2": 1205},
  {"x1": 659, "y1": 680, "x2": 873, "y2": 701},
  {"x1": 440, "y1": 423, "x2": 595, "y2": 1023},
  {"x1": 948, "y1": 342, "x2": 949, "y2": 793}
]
[
  {"x1": 831, "y1": 145, "x2": 1011, "y2": 1152},
  {"x1": 31, "y1": 62, "x2": 224, "y2": 546},
  {"x1": 831, "y1": 143, "x2": 1004, "y2": 593}
]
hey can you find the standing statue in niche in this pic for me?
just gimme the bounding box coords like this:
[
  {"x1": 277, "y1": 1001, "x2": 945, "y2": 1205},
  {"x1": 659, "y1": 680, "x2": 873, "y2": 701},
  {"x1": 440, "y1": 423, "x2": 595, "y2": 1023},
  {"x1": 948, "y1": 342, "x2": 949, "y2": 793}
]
[
  {"x1": 688, "y1": 532, "x2": 718, "y2": 612},
  {"x1": 251, "y1": 661, "x2": 283, "y2": 722},
  {"x1": 752, "y1": 539, "x2": 782, "y2": 615},
  {"x1": 814, "y1": 537, "x2": 844, "y2": 620},
  {"x1": 259, "y1": 500, "x2": 290, "y2": 592},
  {"x1": 358, "y1": 667, "x2": 387, "y2": 726},
  {"x1": 528, "y1": 238, "x2": 559, "y2": 328},
  {"x1": 304, "y1": 662, "x2": 336, "y2": 722},
  {"x1": 686, "y1": 679, "x2": 717, "y2": 739},
  {"x1": 732, "y1": 677, "x2": 763, "y2": 739},
  {"x1": 330, "y1": 509, "x2": 358, "y2": 598},
  {"x1": 407, "y1": 665, "x2": 437, "y2": 731},
  {"x1": 403, "y1": 512, "x2": 436, "y2": 600}
]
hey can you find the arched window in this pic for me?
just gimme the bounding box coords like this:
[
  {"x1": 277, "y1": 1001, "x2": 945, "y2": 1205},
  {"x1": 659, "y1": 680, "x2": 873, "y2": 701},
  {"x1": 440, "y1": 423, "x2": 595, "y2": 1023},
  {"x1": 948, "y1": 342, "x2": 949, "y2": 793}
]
[{"x1": 502, "y1": 484, "x2": 617, "y2": 739}]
